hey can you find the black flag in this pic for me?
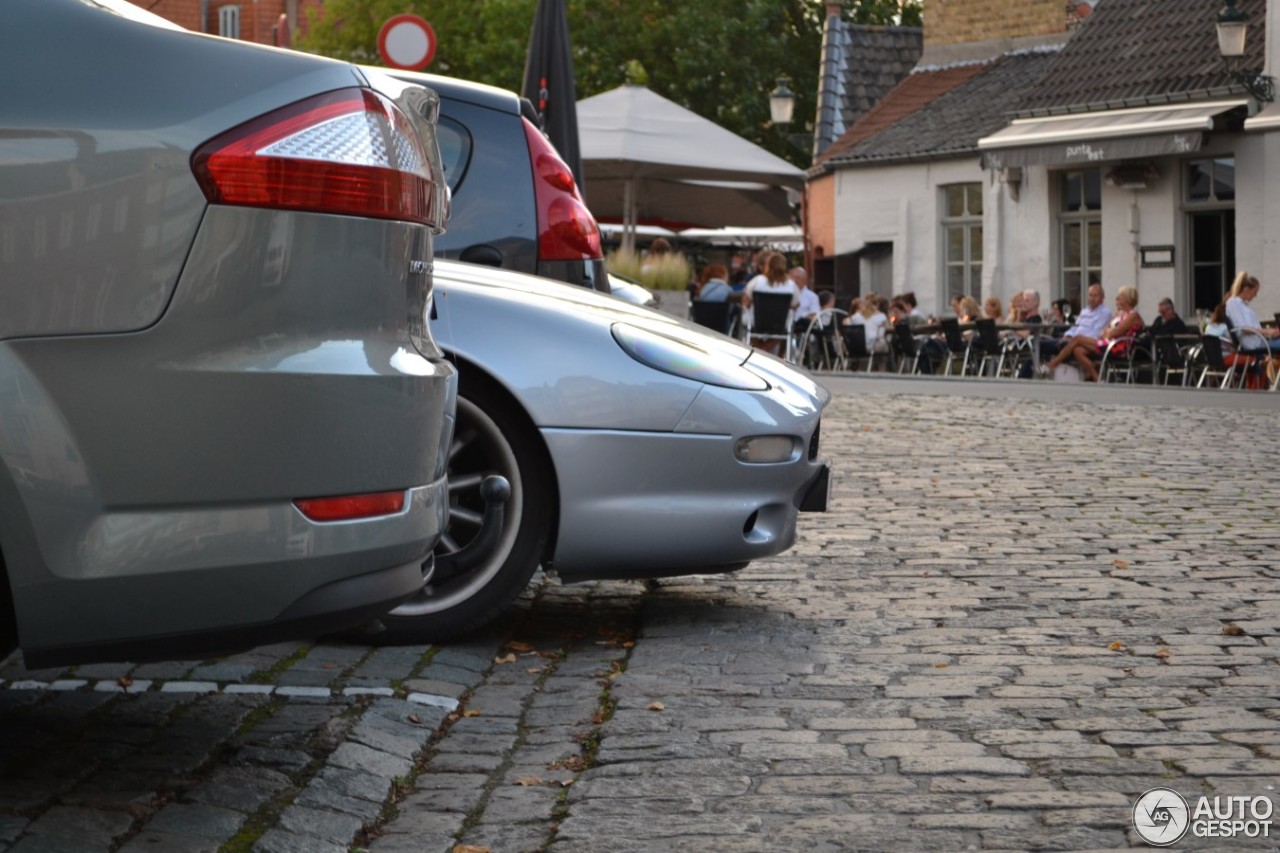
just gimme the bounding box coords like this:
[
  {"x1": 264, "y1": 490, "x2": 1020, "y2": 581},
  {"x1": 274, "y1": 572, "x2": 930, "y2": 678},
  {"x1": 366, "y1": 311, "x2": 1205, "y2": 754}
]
[{"x1": 521, "y1": 0, "x2": 585, "y2": 196}]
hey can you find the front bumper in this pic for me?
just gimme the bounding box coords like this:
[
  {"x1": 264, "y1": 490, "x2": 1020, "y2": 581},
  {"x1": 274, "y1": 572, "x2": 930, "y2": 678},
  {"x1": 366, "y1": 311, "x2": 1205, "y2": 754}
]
[{"x1": 544, "y1": 427, "x2": 828, "y2": 580}]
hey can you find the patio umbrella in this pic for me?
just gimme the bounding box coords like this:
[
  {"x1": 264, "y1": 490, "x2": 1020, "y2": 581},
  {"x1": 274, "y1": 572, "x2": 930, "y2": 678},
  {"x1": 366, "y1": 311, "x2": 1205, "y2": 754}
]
[
  {"x1": 577, "y1": 84, "x2": 804, "y2": 251},
  {"x1": 521, "y1": 0, "x2": 584, "y2": 191}
]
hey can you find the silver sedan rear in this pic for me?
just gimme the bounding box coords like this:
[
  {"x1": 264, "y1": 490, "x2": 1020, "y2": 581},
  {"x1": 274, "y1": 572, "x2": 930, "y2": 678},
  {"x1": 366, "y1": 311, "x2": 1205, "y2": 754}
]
[{"x1": 0, "y1": 0, "x2": 456, "y2": 666}]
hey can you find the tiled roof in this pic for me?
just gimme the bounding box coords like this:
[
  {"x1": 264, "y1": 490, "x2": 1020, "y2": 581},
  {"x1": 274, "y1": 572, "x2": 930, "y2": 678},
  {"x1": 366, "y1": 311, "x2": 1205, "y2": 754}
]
[
  {"x1": 816, "y1": 62, "x2": 987, "y2": 165},
  {"x1": 820, "y1": 50, "x2": 1061, "y2": 168},
  {"x1": 1014, "y1": 0, "x2": 1267, "y2": 114},
  {"x1": 841, "y1": 26, "x2": 924, "y2": 129},
  {"x1": 813, "y1": 18, "x2": 922, "y2": 157}
]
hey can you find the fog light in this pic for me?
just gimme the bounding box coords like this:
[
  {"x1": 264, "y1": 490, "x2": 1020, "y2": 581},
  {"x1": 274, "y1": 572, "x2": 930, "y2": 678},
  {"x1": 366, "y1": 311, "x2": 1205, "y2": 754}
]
[{"x1": 734, "y1": 436, "x2": 796, "y2": 463}]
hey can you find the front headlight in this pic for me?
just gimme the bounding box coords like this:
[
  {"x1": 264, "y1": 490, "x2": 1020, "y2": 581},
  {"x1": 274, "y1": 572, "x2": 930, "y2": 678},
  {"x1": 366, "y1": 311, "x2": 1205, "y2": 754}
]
[{"x1": 611, "y1": 323, "x2": 768, "y2": 391}]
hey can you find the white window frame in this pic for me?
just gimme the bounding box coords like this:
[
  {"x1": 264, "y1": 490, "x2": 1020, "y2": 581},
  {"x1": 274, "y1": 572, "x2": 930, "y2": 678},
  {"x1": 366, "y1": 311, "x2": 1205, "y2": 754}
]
[
  {"x1": 218, "y1": 4, "x2": 241, "y2": 39},
  {"x1": 940, "y1": 183, "x2": 983, "y2": 305},
  {"x1": 1057, "y1": 169, "x2": 1102, "y2": 308}
]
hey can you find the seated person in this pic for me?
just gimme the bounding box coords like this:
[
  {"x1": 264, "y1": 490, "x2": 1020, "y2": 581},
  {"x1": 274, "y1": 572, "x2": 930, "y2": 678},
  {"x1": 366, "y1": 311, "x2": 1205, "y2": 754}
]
[
  {"x1": 741, "y1": 250, "x2": 799, "y2": 355},
  {"x1": 694, "y1": 263, "x2": 731, "y2": 302},
  {"x1": 1038, "y1": 282, "x2": 1111, "y2": 370},
  {"x1": 1225, "y1": 271, "x2": 1280, "y2": 356},
  {"x1": 1148, "y1": 298, "x2": 1189, "y2": 336},
  {"x1": 1042, "y1": 285, "x2": 1140, "y2": 382}
]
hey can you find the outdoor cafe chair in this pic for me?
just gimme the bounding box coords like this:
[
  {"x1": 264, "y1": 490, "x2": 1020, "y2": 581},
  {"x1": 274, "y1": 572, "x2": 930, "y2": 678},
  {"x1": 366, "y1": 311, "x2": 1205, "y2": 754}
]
[
  {"x1": 1095, "y1": 335, "x2": 1141, "y2": 384},
  {"x1": 798, "y1": 309, "x2": 847, "y2": 371},
  {"x1": 890, "y1": 320, "x2": 928, "y2": 374},
  {"x1": 1196, "y1": 334, "x2": 1240, "y2": 389},
  {"x1": 691, "y1": 300, "x2": 737, "y2": 337},
  {"x1": 1153, "y1": 335, "x2": 1193, "y2": 386},
  {"x1": 747, "y1": 291, "x2": 795, "y2": 362},
  {"x1": 841, "y1": 324, "x2": 890, "y2": 372},
  {"x1": 938, "y1": 317, "x2": 969, "y2": 376},
  {"x1": 968, "y1": 318, "x2": 1007, "y2": 377}
]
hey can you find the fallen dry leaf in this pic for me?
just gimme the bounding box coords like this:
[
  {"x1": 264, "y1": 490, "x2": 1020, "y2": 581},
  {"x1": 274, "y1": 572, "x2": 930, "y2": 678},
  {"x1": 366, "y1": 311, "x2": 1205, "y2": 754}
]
[
  {"x1": 591, "y1": 708, "x2": 605, "y2": 725},
  {"x1": 1223, "y1": 625, "x2": 1247, "y2": 636},
  {"x1": 934, "y1": 663, "x2": 949, "y2": 669},
  {"x1": 407, "y1": 713, "x2": 422, "y2": 725},
  {"x1": 647, "y1": 702, "x2": 665, "y2": 712},
  {"x1": 1154, "y1": 647, "x2": 1172, "y2": 658},
  {"x1": 453, "y1": 846, "x2": 492, "y2": 853},
  {"x1": 513, "y1": 776, "x2": 543, "y2": 787},
  {"x1": 116, "y1": 676, "x2": 133, "y2": 688},
  {"x1": 506, "y1": 641, "x2": 536, "y2": 654},
  {"x1": 493, "y1": 653, "x2": 517, "y2": 665},
  {"x1": 1108, "y1": 641, "x2": 1126, "y2": 652},
  {"x1": 527, "y1": 667, "x2": 543, "y2": 675},
  {"x1": 1112, "y1": 559, "x2": 1131, "y2": 570},
  {"x1": 462, "y1": 708, "x2": 482, "y2": 718},
  {"x1": 549, "y1": 756, "x2": 587, "y2": 772}
]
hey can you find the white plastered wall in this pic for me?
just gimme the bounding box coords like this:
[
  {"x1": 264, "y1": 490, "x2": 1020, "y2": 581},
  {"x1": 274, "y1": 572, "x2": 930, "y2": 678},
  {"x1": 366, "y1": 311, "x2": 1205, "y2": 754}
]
[{"x1": 834, "y1": 157, "x2": 1006, "y2": 318}]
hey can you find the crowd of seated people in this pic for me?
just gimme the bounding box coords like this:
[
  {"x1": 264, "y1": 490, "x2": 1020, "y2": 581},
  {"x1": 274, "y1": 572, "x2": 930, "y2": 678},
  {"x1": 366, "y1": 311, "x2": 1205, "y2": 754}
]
[{"x1": 683, "y1": 255, "x2": 1276, "y2": 389}]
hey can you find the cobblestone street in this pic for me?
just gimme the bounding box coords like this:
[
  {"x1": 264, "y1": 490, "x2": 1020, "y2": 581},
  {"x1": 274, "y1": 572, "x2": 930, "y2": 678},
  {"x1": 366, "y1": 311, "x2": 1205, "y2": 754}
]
[{"x1": 2, "y1": 379, "x2": 1279, "y2": 852}]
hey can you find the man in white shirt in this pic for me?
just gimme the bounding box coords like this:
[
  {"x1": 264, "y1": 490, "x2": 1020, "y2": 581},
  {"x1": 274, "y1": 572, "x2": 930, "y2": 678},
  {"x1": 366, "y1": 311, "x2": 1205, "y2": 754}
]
[
  {"x1": 1038, "y1": 282, "x2": 1111, "y2": 377},
  {"x1": 792, "y1": 267, "x2": 820, "y2": 327}
]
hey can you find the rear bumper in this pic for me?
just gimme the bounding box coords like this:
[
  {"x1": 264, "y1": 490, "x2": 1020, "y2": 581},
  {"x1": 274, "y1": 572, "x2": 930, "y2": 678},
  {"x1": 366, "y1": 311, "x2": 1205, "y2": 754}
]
[{"x1": 0, "y1": 208, "x2": 457, "y2": 661}]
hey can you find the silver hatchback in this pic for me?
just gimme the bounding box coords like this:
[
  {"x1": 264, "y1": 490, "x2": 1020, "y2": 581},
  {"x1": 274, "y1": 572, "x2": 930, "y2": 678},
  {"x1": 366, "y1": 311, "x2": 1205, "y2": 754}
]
[{"x1": 0, "y1": 0, "x2": 456, "y2": 666}]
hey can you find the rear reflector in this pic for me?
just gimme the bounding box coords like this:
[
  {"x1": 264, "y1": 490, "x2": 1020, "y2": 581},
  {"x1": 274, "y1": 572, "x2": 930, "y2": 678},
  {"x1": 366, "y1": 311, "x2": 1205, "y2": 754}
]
[
  {"x1": 294, "y1": 490, "x2": 406, "y2": 522},
  {"x1": 522, "y1": 117, "x2": 602, "y2": 262},
  {"x1": 193, "y1": 88, "x2": 439, "y2": 226}
]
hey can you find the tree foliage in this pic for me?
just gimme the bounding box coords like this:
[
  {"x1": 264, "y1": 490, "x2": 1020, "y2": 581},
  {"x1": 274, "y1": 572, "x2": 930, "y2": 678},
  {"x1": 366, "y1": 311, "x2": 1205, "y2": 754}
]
[{"x1": 298, "y1": 0, "x2": 922, "y2": 166}]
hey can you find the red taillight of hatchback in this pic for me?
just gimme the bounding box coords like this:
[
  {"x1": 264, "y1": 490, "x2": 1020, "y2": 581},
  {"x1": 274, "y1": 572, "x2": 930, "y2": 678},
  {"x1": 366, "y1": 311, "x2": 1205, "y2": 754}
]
[
  {"x1": 521, "y1": 117, "x2": 602, "y2": 261},
  {"x1": 294, "y1": 490, "x2": 407, "y2": 522},
  {"x1": 193, "y1": 88, "x2": 439, "y2": 226}
]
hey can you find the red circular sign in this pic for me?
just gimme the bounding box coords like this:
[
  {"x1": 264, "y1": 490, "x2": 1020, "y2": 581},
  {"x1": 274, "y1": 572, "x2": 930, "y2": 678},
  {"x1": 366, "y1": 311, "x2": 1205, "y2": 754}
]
[{"x1": 377, "y1": 14, "x2": 436, "y2": 70}]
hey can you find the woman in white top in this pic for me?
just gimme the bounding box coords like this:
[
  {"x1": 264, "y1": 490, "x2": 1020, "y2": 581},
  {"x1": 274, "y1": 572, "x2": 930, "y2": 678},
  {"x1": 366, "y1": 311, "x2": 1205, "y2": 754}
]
[
  {"x1": 844, "y1": 294, "x2": 889, "y2": 353},
  {"x1": 1224, "y1": 271, "x2": 1280, "y2": 355},
  {"x1": 741, "y1": 251, "x2": 798, "y2": 354}
]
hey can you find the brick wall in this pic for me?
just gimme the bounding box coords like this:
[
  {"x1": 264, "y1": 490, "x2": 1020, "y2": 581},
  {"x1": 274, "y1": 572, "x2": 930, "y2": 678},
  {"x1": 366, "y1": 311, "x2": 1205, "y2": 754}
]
[
  {"x1": 146, "y1": 0, "x2": 322, "y2": 45},
  {"x1": 925, "y1": 0, "x2": 1066, "y2": 46}
]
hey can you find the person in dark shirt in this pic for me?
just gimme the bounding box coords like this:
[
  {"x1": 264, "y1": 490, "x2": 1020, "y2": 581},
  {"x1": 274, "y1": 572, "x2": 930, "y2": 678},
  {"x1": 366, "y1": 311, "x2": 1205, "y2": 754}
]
[{"x1": 1149, "y1": 298, "x2": 1189, "y2": 336}]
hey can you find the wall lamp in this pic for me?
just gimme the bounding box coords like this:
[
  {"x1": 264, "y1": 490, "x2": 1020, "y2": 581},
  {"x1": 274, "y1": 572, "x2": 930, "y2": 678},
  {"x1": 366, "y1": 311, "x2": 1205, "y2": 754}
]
[{"x1": 1216, "y1": 0, "x2": 1275, "y2": 102}]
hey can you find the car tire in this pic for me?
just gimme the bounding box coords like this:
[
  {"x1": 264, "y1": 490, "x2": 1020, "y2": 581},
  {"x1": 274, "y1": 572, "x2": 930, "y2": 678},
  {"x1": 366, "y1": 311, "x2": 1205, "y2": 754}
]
[{"x1": 377, "y1": 377, "x2": 553, "y2": 643}]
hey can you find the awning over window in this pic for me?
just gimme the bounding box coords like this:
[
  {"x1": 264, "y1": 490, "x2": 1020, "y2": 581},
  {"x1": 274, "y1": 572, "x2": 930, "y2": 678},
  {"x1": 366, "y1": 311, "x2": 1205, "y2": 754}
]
[
  {"x1": 1245, "y1": 103, "x2": 1280, "y2": 132},
  {"x1": 979, "y1": 100, "x2": 1248, "y2": 170}
]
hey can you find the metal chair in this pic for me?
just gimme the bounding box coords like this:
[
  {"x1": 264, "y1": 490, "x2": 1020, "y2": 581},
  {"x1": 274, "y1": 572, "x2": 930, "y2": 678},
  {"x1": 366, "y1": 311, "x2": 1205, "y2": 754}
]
[
  {"x1": 798, "y1": 309, "x2": 847, "y2": 371},
  {"x1": 1197, "y1": 334, "x2": 1238, "y2": 389},
  {"x1": 841, "y1": 324, "x2": 891, "y2": 372},
  {"x1": 968, "y1": 318, "x2": 1007, "y2": 377},
  {"x1": 1097, "y1": 336, "x2": 1140, "y2": 383},
  {"x1": 746, "y1": 291, "x2": 795, "y2": 361},
  {"x1": 1153, "y1": 335, "x2": 1191, "y2": 386},
  {"x1": 938, "y1": 317, "x2": 969, "y2": 376},
  {"x1": 891, "y1": 320, "x2": 932, "y2": 374}
]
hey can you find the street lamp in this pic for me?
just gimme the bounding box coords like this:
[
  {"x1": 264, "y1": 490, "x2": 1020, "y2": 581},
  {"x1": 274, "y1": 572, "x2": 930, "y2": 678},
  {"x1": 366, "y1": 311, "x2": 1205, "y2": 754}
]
[
  {"x1": 769, "y1": 76, "x2": 795, "y2": 125},
  {"x1": 1215, "y1": 0, "x2": 1274, "y2": 102}
]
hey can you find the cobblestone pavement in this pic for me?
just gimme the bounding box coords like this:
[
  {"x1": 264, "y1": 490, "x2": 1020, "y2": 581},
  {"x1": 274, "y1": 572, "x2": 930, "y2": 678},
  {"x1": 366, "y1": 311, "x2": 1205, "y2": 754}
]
[{"x1": 2, "y1": 380, "x2": 1279, "y2": 852}]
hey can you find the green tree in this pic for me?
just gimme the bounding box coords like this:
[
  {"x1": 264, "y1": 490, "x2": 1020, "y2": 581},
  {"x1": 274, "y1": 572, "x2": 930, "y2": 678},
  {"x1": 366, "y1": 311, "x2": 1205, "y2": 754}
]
[{"x1": 298, "y1": 0, "x2": 922, "y2": 167}]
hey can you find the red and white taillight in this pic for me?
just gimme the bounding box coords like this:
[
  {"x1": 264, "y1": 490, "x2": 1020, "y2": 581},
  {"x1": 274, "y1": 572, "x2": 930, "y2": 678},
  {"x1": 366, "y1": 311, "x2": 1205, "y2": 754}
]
[
  {"x1": 521, "y1": 116, "x2": 601, "y2": 262},
  {"x1": 192, "y1": 88, "x2": 441, "y2": 226}
]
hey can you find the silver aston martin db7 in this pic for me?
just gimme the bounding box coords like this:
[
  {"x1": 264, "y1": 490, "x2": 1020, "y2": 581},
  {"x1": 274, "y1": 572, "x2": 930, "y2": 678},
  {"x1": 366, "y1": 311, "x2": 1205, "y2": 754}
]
[{"x1": 377, "y1": 260, "x2": 831, "y2": 642}]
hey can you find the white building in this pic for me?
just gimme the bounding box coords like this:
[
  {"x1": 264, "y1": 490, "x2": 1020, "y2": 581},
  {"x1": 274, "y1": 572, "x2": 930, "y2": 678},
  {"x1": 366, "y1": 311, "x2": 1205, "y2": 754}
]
[{"x1": 807, "y1": 0, "x2": 1279, "y2": 324}]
